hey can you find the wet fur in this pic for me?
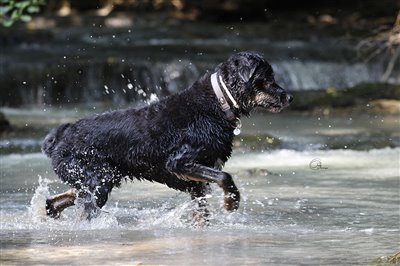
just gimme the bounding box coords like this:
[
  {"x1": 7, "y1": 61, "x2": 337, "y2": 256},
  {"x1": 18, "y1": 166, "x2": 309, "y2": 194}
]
[{"x1": 43, "y1": 52, "x2": 292, "y2": 219}]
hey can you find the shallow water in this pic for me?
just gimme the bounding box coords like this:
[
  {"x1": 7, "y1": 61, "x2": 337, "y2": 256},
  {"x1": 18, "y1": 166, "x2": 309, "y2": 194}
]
[{"x1": 1, "y1": 111, "x2": 399, "y2": 265}]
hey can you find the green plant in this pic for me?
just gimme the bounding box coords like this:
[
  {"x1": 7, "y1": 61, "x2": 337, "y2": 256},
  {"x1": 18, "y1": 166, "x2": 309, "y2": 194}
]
[{"x1": 0, "y1": 0, "x2": 46, "y2": 27}]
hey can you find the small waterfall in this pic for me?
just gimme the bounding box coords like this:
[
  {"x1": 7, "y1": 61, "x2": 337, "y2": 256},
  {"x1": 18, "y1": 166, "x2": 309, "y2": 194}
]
[
  {"x1": 0, "y1": 60, "x2": 205, "y2": 106},
  {"x1": 0, "y1": 58, "x2": 395, "y2": 107},
  {"x1": 274, "y1": 61, "x2": 386, "y2": 90}
]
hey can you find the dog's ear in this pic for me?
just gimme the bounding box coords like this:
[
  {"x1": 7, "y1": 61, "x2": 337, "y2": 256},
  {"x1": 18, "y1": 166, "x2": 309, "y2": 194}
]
[{"x1": 236, "y1": 58, "x2": 257, "y2": 83}]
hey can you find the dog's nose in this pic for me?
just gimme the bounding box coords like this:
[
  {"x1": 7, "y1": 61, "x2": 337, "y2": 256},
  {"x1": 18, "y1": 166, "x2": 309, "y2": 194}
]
[
  {"x1": 280, "y1": 92, "x2": 293, "y2": 104},
  {"x1": 286, "y1": 94, "x2": 293, "y2": 103}
]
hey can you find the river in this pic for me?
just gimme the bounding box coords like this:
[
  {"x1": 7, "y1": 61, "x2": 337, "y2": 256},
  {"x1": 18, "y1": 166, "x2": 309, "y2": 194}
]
[{"x1": 1, "y1": 107, "x2": 399, "y2": 265}]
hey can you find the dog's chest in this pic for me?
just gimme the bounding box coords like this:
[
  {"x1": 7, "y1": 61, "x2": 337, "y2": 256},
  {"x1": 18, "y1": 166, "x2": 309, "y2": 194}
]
[
  {"x1": 214, "y1": 157, "x2": 225, "y2": 170},
  {"x1": 198, "y1": 135, "x2": 233, "y2": 168}
]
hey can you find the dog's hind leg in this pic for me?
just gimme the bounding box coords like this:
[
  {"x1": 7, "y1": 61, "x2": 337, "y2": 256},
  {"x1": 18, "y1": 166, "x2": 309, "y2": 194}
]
[
  {"x1": 48, "y1": 158, "x2": 119, "y2": 220},
  {"x1": 166, "y1": 144, "x2": 240, "y2": 211},
  {"x1": 46, "y1": 189, "x2": 77, "y2": 218}
]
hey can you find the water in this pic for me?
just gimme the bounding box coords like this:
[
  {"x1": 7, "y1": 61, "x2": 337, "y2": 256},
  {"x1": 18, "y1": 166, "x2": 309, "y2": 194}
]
[{"x1": 1, "y1": 109, "x2": 399, "y2": 265}]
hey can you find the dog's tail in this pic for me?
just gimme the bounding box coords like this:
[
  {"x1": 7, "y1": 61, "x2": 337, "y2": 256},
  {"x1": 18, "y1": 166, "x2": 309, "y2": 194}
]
[{"x1": 42, "y1": 123, "x2": 71, "y2": 157}]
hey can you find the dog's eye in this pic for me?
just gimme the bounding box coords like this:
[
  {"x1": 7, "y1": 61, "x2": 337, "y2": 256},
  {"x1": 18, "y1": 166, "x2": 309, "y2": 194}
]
[{"x1": 263, "y1": 80, "x2": 273, "y2": 87}]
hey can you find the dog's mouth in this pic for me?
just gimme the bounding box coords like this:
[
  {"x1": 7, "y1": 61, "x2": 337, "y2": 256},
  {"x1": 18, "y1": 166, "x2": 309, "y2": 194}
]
[
  {"x1": 255, "y1": 90, "x2": 293, "y2": 113},
  {"x1": 268, "y1": 104, "x2": 285, "y2": 113},
  {"x1": 258, "y1": 100, "x2": 290, "y2": 113},
  {"x1": 262, "y1": 103, "x2": 286, "y2": 113}
]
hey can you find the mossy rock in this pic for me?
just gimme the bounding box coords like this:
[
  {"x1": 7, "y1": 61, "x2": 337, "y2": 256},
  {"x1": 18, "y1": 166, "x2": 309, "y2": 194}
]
[
  {"x1": 324, "y1": 131, "x2": 399, "y2": 150},
  {"x1": 289, "y1": 83, "x2": 400, "y2": 111},
  {"x1": 233, "y1": 134, "x2": 282, "y2": 151}
]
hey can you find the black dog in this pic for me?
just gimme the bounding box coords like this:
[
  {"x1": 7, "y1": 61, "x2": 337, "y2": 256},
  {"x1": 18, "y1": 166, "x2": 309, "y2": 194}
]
[{"x1": 42, "y1": 52, "x2": 292, "y2": 220}]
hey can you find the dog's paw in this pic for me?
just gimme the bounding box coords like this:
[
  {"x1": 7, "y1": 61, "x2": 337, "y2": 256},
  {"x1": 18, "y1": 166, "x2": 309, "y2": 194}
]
[
  {"x1": 45, "y1": 198, "x2": 60, "y2": 218},
  {"x1": 224, "y1": 191, "x2": 240, "y2": 211}
]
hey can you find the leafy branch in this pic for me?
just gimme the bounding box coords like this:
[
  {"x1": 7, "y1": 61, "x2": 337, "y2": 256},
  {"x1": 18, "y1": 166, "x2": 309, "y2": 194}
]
[
  {"x1": 357, "y1": 12, "x2": 400, "y2": 82},
  {"x1": 0, "y1": 0, "x2": 46, "y2": 27}
]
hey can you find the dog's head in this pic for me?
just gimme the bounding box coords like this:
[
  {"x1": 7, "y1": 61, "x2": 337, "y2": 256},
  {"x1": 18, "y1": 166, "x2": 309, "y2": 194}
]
[{"x1": 216, "y1": 51, "x2": 293, "y2": 115}]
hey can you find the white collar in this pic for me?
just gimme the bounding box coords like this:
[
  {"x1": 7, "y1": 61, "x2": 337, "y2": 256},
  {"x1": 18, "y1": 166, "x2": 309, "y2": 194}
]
[{"x1": 210, "y1": 72, "x2": 242, "y2": 135}]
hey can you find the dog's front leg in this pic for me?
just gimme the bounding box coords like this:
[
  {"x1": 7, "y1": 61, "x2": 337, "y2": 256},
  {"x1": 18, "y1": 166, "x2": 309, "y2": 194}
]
[
  {"x1": 46, "y1": 189, "x2": 77, "y2": 218},
  {"x1": 185, "y1": 164, "x2": 240, "y2": 211},
  {"x1": 166, "y1": 145, "x2": 240, "y2": 211}
]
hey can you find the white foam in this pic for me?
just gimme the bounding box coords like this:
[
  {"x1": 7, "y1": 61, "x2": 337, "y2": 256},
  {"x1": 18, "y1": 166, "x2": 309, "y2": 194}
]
[{"x1": 227, "y1": 147, "x2": 400, "y2": 174}]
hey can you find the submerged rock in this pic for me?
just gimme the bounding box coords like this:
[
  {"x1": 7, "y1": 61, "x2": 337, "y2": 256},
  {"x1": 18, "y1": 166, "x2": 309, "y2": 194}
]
[
  {"x1": 233, "y1": 134, "x2": 282, "y2": 151},
  {"x1": 374, "y1": 251, "x2": 400, "y2": 264}
]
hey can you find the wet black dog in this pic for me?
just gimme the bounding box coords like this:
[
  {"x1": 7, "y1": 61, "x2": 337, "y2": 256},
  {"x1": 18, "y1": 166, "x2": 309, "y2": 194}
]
[{"x1": 42, "y1": 51, "x2": 292, "y2": 220}]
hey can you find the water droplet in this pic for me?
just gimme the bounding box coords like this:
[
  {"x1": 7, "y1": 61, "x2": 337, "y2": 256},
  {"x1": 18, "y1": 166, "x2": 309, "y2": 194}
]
[{"x1": 104, "y1": 85, "x2": 110, "y2": 94}]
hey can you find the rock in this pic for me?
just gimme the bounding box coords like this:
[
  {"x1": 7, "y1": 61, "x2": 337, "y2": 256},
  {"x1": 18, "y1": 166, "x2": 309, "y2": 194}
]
[
  {"x1": 233, "y1": 134, "x2": 282, "y2": 151},
  {"x1": 369, "y1": 99, "x2": 400, "y2": 114},
  {"x1": 0, "y1": 112, "x2": 11, "y2": 133}
]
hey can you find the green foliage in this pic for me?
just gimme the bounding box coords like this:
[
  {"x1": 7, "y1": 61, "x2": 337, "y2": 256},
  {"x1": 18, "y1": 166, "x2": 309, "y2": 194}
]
[{"x1": 0, "y1": 0, "x2": 46, "y2": 27}]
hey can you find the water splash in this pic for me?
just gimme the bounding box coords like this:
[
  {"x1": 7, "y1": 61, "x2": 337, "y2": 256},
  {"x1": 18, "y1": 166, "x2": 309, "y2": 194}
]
[
  {"x1": 136, "y1": 200, "x2": 199, "y2": 229},
  {"x1": 2, "y1": 147, "x2": 398, "y2": 233},
  {"x1": 29, "y1": 175, "x2": 51, "y2": 221},
  {"x1": 19, "y1": 176, "x2": 120, "y2": 230},
  {"x1": 11, "y1": 175, "x2": 255, "y2": 231}
]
